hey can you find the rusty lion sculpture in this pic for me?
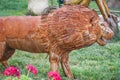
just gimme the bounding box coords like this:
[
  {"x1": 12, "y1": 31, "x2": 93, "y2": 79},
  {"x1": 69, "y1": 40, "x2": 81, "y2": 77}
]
[{"x1": 0, "y1": 5, "x2": 114, "y2": 79}]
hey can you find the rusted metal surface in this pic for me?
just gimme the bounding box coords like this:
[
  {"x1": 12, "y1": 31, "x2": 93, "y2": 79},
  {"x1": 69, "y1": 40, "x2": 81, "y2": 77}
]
[{"x1": 0, "y1": 5, "x2": 114, "y2": 79}]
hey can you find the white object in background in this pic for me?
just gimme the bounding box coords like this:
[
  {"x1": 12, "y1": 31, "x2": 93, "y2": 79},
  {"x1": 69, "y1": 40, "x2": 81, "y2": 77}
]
[{"x1": 28, "y1": 0, "x2": 49, "y2": 15}]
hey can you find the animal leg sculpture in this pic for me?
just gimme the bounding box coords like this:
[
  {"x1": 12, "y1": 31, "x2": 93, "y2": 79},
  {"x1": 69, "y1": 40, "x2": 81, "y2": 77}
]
[
  {"x1": 49, "y1": 51, "x2": 59, "y2": 72},
  {"x1": 0, "y1": 42, "x2": 15, "y2": 67},
  {"x1": 60, "y1": 53, "x2": 74, "y2": 80},
  {"x1": 95, "y1": 0, "x2": 109, "y2": 19},
  {"x1": 103, "y1": 0, "x2": 110, "y2": 16},
  {"x1": 80, "y1": 0, "x2": 90, "y2": 6},
  {"x1": 0, "y1": 42, "x2": 6, "y2": 66}
]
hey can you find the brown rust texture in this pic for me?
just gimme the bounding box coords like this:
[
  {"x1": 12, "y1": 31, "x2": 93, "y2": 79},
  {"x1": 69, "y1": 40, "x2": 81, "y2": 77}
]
[{"x1": 0, "y1": 5, "x2": 114, "y2": 79}]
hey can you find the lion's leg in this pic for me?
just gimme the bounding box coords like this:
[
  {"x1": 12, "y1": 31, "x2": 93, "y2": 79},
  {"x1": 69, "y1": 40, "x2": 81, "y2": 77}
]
[
  {"x1": 49, "y1": 52, "x2": 59, "y2": 72},
  {"x1": 0, "y1": 42, "x2": 6, "y2": 66},
  {"x1": 0, "y1": 42, "x2": 15, "y2": 67},
  {"x1": 60, "y1": 53, "x2": 74, "y2": 80},
  {"x1": 1, "y1": 61, "x2": 9, "y2": 67}
]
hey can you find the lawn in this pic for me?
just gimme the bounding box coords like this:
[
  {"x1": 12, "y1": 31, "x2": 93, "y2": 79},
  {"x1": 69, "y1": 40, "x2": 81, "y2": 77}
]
[
  {"x1": 0, "y1": 0, "x2": 28, "y2": 16},
  {"x1": 0, "y1": 0, "x2": 120, "y2": 80}
]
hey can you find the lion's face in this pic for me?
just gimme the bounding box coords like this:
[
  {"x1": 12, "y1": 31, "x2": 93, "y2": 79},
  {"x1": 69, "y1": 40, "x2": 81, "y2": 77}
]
[
  {"x1": 96, "y1": 21, "x2": 114, "y2": 46},
  {"x1": 101, "y1": 22, "x2": 114, "y2": 40}
]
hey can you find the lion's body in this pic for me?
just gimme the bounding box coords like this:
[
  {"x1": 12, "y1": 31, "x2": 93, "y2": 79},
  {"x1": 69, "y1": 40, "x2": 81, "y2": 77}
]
[
  {"x1": 0, "y1": 16, "x2": 49, "y2": 53},
  {"x1": 0, "y1": 5, "x2": 113, "y2": 79}
]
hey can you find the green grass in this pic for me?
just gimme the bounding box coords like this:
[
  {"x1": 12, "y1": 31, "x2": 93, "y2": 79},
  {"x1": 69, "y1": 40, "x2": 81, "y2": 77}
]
[
  {"x1": 0, "y1": 0, "x2": 28, "y2": 16},
  {"x1": 0, "y1": 43, "x2": 120, "y2": 80},
  {"x1": 0, "y1": 0, "x2": 120, "y2": 80}
]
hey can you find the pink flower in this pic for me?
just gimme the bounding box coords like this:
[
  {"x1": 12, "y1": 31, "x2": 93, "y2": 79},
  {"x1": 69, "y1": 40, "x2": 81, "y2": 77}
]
[
  {"x1": 26, "y1": 64, "x2": 38, "y2": 75},
  {"x1": 48, "y1": 71, "x2": 61, "y2": 80},
  {"x1": 4, "y1": 66, "x2": 20, "y2": 79}
]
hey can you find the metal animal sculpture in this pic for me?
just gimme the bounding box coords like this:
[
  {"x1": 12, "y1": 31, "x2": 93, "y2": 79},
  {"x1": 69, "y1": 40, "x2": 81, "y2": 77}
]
[
  {"x1": 0, "y1": 5, "x2": 114, "y2": 79},
  {"x1": 64, "y1": 0, "x2": 119, "y2": 36}
]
